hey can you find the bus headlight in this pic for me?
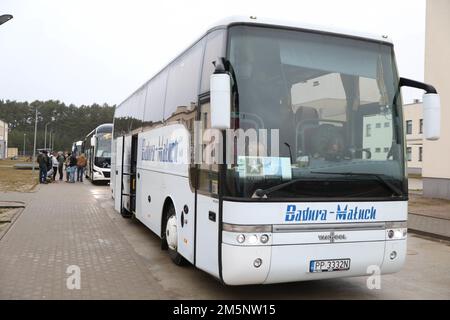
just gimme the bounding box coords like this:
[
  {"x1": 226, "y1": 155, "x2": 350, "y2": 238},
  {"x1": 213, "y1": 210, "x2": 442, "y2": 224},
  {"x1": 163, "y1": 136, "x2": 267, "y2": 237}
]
[
  {"x1": 260, "y1": 234, "x2": 269, "y2": 244},
  {"x1": 248, "y1": 235, "x2": 258, "y2": 244},
  {"x1": 385, "y1": 222, "x2": 407, "y2": 240},
  {"x1": 236, "y1": 234, "x2": 246, "y2": 244},
  {"x1": 223, "y1": 223, "x2": 272, "y2": 246}
]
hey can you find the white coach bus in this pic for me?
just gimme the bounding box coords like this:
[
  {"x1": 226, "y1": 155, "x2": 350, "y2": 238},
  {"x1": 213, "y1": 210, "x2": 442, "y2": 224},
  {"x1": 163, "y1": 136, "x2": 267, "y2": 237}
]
[
  {"x1": 111, "y1": 16, "x2": 440, "y2": 285},
  {"x1": 84, "y1": 123, "x2": 113, "y2": 183}
]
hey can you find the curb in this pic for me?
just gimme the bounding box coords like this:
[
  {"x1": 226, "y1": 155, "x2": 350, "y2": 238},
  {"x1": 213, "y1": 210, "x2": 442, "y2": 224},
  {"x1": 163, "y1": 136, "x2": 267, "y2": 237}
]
[
  {"x1": 0, "y1": 207, "x2": 24, "y2": 241},
  {"x1": 408, "y1": 212, "x2": 450, "y2": 240}
]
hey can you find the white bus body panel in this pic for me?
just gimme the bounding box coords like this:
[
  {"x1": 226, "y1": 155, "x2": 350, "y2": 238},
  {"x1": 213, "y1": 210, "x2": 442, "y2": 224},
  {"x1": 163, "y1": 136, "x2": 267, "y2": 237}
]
[
  {"x1": 222, "y1": 201, "x2": 407, "y2": 225},
  {"x1": 195, "y1": 194, "x2": 220, "y2": 278},
  {"x1": 136, "y1": 125, "x2": 195, "y2": 263},
  {"x1": 221, "y1": 200, "x2": 407, "y2": 285}
]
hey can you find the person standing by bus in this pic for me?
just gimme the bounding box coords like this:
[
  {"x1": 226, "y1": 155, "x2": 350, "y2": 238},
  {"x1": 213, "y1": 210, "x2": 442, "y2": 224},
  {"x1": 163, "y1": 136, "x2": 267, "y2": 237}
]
[
  {"x1": 65, "y1": 152, "x2": 71, "y2": 182},
  {"x1": 51, "y1": 152, "x2": 59, "y2": 181},
  {"x1": 69, "y1": 152, "x2": 78, "y2": 183},
  {"x1": 76, "y1": 153, "x2": 87, "y2": 182},
  {"x1": 65, "y1": 152, "x2": 77, "y2": 183},
  {"x1": 37, "y1": 150, "x2": 49, "y2": 184},
  {"x1": 57, "y1": 152, "x2": 65, "y2": 181}
]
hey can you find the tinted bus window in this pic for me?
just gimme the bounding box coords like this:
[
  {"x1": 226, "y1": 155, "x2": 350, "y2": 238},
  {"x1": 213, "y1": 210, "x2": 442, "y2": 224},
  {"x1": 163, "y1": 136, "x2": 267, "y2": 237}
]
[
  {"x1": 164, "y1": 40, "x2": 204, "y2": 120},
  {"x1": 114, "y1": 88, "x2": 145, "y2": 137},
  {"x1": 200, "y1": 29, "x2": 226, "y2": 93},
  {"x1": 143, "y1": 70, "x2": 168, "y2": 127}
]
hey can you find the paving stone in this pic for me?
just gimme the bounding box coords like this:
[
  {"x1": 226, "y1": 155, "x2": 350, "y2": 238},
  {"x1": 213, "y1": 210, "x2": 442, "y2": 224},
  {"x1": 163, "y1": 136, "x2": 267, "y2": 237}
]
[{"x1": 0, "y1": 182, "x2": 163, "y2": 299}]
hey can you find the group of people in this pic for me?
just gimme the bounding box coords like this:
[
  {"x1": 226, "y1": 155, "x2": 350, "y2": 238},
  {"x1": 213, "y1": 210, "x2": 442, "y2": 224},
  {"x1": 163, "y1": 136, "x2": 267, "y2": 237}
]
[{"x1": 36, "y1": 150, "x2": 87, "y2": 184}]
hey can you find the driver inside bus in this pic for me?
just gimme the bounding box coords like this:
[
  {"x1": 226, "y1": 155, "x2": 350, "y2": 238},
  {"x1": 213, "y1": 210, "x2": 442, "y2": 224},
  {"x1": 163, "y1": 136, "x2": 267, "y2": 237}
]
[{"x1": 234, "y1": 37, "x2": 295, "y2": 161}]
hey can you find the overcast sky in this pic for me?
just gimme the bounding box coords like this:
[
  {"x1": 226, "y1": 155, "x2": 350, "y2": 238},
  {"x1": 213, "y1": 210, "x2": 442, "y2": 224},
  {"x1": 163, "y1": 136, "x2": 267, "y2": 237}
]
[{"x1": 0, "y1": 0, "x2": 426, "y2": 106}]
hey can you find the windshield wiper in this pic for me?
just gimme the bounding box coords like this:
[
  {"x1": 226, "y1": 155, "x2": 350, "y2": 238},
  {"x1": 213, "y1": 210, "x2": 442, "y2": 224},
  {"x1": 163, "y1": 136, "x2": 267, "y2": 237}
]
[
  {"x1": 311, "y1": 171, "x2": 403, "y2": 197},
  {"x1": 252, "y1": 177, "x2": 314, "y2": 198},
  {"x1": 253, "y1": 172, "x2": 403, "y2": 199}
]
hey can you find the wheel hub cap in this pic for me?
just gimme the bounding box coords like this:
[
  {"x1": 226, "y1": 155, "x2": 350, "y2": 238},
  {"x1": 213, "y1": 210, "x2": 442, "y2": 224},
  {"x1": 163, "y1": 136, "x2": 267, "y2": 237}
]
[{"x1": 166, "y1": 215, "x2": 177, "y2": 250}]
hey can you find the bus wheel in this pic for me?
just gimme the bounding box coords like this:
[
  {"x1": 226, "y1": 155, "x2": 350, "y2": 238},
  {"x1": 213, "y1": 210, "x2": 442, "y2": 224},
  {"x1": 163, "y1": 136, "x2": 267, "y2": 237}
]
[{"x1": 163, "y1": 205, "x2": 188, "y2": 266}]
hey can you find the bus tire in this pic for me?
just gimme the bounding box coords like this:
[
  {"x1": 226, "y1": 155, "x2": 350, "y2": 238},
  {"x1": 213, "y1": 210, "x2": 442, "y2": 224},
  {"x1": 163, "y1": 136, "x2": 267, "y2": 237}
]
[{"x1": 163, "y1": 204, "x2": 188, "y2": 266}]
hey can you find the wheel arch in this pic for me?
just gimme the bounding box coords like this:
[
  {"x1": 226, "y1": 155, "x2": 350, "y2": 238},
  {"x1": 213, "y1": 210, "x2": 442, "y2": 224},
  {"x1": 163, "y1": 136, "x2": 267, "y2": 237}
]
[{"x1": 161, "y1": 196, "x2": 176, "y2": 238}]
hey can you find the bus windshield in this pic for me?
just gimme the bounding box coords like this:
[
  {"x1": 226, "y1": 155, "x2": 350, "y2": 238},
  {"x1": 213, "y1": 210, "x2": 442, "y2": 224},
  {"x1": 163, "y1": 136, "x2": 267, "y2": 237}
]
[
  {"x1": 224, "y1": 25, "x2": 406, "y2": 200},
  {"x1": 95, "y1": 133, "x2": 112, "y2": 168}
]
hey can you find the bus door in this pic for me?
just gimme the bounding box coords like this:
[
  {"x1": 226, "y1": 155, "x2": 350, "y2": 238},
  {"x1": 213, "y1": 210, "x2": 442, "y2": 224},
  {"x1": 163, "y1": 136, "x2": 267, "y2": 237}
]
[
  {"x1": 114, "y1": 137, "x2": 123, "y2": 212},
  {"x1": 120, "y1": 135, "x2": 133, "y2": 218},
  {"x1": 90, "y1": 144, "x2": 95, "y2": 179},
  {"x1": 114, "y1": 135, "x2": 133, "y2": 217},
  {"x1": 88, "y1": 145, "x2": 94, "y2": 180},
  {"x1": 129, "y1": 135, "x2": 138, "y2": 213},
  {"x1": 195, "y1": 96, "x2": 220, "y2": 277}
]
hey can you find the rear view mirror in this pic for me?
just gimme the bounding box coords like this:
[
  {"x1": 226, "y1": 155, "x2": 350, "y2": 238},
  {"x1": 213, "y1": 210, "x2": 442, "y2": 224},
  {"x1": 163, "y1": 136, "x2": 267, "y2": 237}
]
[
  {"x1": 423, "y1": 93, "x2": 441, "y2": 140},
  {"x1": 210, "y1": 73, "x2": 231, "y2": 130},
  {"x1": 399, "y1": 78, "x2": 441, "y2": 141},
  {"x1": 91, "y1": 136, "x2": 96, "y2": 146}
]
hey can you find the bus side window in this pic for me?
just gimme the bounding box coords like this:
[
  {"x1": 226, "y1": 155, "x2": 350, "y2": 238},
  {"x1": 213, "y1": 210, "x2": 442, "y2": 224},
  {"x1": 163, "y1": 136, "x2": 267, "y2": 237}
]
[
  {"x1": 194, "y1": 29, "x2": 226, "y2": 195},
  {"x1": 197, "y1": 101, "x2": 219, "y2": 195},
  {"x1": 200, "y1": 29, "x2": 226, "y2": 93},
  {"x1": 164, "y1": 40, "x2": 204, "y2": 121}
]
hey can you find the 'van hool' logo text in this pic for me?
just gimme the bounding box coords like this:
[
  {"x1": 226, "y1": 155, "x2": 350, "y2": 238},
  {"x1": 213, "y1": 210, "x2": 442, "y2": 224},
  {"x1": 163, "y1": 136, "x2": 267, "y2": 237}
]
[{"x1": 284, "y1": 204, "x2": 377, "y2": 222}]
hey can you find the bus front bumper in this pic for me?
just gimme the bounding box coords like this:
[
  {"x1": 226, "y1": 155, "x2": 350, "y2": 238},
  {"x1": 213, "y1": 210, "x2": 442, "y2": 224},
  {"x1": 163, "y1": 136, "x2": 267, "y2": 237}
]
[
  {"x1": 221, "y1": 240, "x2": 406, "y2": 285},
  {"x1": 93, "y1": 169, "x2": 111, "y2": 181}
]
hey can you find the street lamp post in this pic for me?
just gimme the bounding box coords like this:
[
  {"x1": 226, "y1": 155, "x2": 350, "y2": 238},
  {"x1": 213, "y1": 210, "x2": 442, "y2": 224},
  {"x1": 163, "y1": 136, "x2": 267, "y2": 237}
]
[
  {"x1": 32, "y1": 106, "x2": 37, "y2": 175},
  {"x1": 44, "y1": 123, "x2": 50, "y2": 150},
  {"x1": 51, "y1": 131, "x2": 55, "y2": 151},
  {"x1": 23, "y1": 133, "x2": 26, "y2": 157},
  {"x1": 49, "y1": 131, "x2": 53, "y2": 152},
  {"x1": 44, "y1": 117, "x2": 55, "y2": 150}
]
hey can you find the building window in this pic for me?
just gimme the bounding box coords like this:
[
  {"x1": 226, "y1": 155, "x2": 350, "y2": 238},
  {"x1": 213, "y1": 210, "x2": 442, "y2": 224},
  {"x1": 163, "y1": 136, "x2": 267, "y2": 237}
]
[
  {"x1": 366, "y1": 124, "x2": 372, "y2": 137},
  {"x1": 384, "y1": 122, "x2": 390, "y2": 128},
  {"x1": 406, "y1": 120, "x2": 412, "y2": 135},
  {"x1": 375, "y1": 147, "x2": 381, "y2": 153},
  {"x1": 376, "y1": 123, "x2": 381, "y2": 128},
  {"x1": 384, "y1": 147, "x2": 389, "y2": 153},
  {"x1": 419, "y1": 146, "x2": 423, "y2": 162},
  {"x1": 419, "y1": 119, "x2": 423, "y2": 134},
  {"x1": 406, "y1": 147, "x2": 412, "y2": 161}
]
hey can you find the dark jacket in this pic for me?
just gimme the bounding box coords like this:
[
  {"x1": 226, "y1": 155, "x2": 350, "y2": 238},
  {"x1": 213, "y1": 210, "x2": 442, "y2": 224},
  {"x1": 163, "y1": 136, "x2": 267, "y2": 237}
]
[
  {"x1": 57, "y1": 155, "x2": 65, "y2": 167},
  {"x1": 69, "y1": 155, "x2": 77, "y2": 167},
  {"x1": 37, "y1": 153, "x2": 48, "y2": 168}
]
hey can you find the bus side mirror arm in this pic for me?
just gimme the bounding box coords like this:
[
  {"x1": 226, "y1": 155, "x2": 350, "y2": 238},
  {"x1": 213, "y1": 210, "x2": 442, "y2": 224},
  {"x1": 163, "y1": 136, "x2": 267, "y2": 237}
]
[{"x1": 399, "y1": 77, "x2": 440, "y2": 141}]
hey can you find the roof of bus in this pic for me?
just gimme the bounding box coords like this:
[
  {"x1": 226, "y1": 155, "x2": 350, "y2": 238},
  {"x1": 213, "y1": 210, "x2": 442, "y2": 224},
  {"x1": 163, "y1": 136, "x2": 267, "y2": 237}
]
[
  {"x1": 116, "y1": 16, "x2": 392, "y2": 110},
  {"x1": 209, "y1": 16, "x2": 393, "y2": 44},
  {"x1": 96, "y1": 123, "x2": 113, "y2": 130}
]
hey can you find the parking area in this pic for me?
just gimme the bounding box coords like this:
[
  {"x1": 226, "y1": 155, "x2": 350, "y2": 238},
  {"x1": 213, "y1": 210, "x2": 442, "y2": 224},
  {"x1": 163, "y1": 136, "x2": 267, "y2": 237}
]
[{"x1": 0, "y1": 182, "x2": 449, "y2": 299}]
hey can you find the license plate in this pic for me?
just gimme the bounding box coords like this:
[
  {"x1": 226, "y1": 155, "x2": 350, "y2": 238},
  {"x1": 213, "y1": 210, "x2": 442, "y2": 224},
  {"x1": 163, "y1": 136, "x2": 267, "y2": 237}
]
[{"x1": 310, "y1": 259, "x2": 351, "y2": 273}]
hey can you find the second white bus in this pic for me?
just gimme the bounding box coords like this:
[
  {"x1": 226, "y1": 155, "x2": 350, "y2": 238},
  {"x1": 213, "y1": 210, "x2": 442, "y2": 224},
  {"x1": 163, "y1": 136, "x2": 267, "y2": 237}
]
[{"x1": 84, "y1": 123, "x2": 112, "y2": 183}]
